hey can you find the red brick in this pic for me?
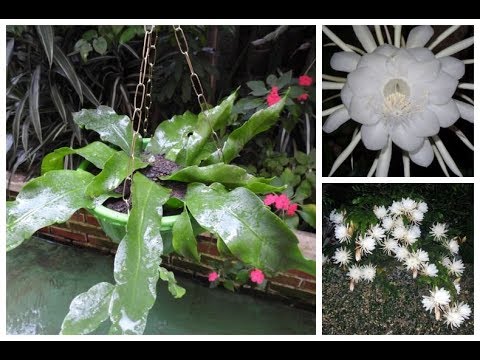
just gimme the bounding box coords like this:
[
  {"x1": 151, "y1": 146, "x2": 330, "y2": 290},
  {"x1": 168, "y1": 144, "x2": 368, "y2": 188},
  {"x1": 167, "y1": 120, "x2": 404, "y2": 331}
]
[
  {"x1": 70, "y1": 212, "x2": 85, "y2": 223},
  {"x1": 85, "y1": 215, "x2": 100, "y2": 227},
  {"x1": 197, "y1": 241, "x2": 219, "y2": 256},
  {"x1": 38, "y1": 227, "x2": 50, "y2": 235},
  {"x1": 299, "y1": 280, "x2": 316, "y2": 292},
  {"x1": 270, "y1": 274, "x2": 301, "y2": 288},
  {"x1": 68, "y1": 222, "x2": 108, "y2": 238},
  {"x1": 87, "y1": 235, "x2": 117, "y2": 250},
  {"x1": 42, "y1": 233, "x2": 72, "y2": 245},
  {"x1": 287, "y1": 269, "x2": 316, "y2": 281},
  {"x1": 50, "y1": 227, "x2": 87, "y2": 242}
]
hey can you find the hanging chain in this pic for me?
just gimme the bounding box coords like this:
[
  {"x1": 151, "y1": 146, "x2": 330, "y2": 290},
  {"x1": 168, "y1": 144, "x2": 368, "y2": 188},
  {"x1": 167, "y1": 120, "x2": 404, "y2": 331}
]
[
  {"x1": 172, "y1": 25, "x2": 224, "y2": 160},
  {"x1": 122, "y1": 25, "x2": 157, "y2": 210}
]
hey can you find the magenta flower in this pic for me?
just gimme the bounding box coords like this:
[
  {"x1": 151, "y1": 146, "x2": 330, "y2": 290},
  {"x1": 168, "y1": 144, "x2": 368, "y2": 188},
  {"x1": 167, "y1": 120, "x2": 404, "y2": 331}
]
[
  {"x1": 208, "y1": 272, "x2": 219, "y2": 282},
  {"x1": 250, "y1": 269, "x2": 265, "y2": 284},
  {"x1": 264, "y1": 194, "x2": 278, "y2": 206},
  {"x1": 266, "y1": 86, "x2": 281, "y2": 106},
  {"x1": 298, "y1": 75, "x2": 313, "y2": 87},
  {"x1": 286, "y1": 203, "x2": 298, "y2": 216},
  {"x1": 274, "y1": 194, "x2": 290, "y2": 211}
]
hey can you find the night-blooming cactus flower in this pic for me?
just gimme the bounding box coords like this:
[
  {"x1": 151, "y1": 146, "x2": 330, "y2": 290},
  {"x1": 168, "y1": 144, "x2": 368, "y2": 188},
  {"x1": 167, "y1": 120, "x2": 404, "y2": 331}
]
[{"x1": 323, "y1": 25, "x2": 473, "y2": 176}]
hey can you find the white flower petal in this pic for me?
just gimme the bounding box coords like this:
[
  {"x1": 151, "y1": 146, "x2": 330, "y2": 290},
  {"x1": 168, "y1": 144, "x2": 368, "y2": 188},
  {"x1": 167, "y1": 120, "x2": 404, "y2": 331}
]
[
  {"x1": 427, "y1": 72, "x2": 458, "y2": 105},
  {"x1": 409, "y1": 140, "x2": 434, "y2": 167},
  {"x1": 408, "y1": 109, "x2": 440, "y2": 137},
  {"x1": 428, "y1": 100, "x2": 460, "y2": 127},
  {"x1": 340, "y1": 83, "x2": 354, "y2": 108},
  {"x1": 349, "y1": 96, "x2": 380, "y2": 125},
  {"x1": 353, "y1": 25, "x2": 377, "y2": 53},
  {"x1": 346, "y1": 67, "x2": 382, "y2": 97},
  {"x1": 331, "y1": 51, "x2": 361, "y2": 73},
  {"x1": 392, "y1": 125, "x2": 424, "y2": 151},
  {"x1": 407, "y1": 59, "x2": 440, "y2": 83},
  {"x1": 386, "y1": 49, "x2": 416, "y2": 77},
  {"x1": 406, "y1": 25, "x2": 434, "y2": 48},
  {"x1": 323, "y1": 107, "x2": 351, "y2": 133},
  {"x1": 454, "y1": 100, "x2": 474, "y2": 123},
  {"x1": 374, "y1": 44, "x2": 397, "y2": 57},
  {"x1": 408, "y1": 47, "x2": 436, "y2": 62},
  {"x1": 361, "y1": 122, "x2": 389, "y2": 150},
  {"x1": 439, "y1": 56, "x2": 465, "y2": 80}
]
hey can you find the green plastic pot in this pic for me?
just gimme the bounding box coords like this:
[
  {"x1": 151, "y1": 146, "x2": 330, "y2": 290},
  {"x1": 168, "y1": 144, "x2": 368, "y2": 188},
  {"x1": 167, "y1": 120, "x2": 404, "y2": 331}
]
[{"x1": 77, "y1": 139, "x2": 179, "y2": 243}]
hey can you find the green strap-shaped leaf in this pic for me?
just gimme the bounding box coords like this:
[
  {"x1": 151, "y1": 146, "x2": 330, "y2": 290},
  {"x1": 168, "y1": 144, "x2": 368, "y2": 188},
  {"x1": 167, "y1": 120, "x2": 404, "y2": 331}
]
[
  {"x1": 185, "y1": 183, "x2": 315, "y2": 275},
  {"x1": 36, "y1": 25, "x2": 54, "y2": 67},
  {"x1": 146, "y1": 111, "x2": 197, "y2": 161},
  {"x1": 7, "y1": 170, "x2": 95, "y2": 251},
  {"x1": 86, "y1": 151, "x2": 147, "y2": 197},
  {"x1": 73, "y1": 106, "x2": 139, "y2": 154},
  {"x1": 205, "y1": 94, "x2": 287, "y2": 164},
  {"x1": 172, "y1": 208, "x2": 200, "y2": 262},
  {"x1": 53, "y1": 44, "x2": 83, "y2": 103},
  {"x1": 163, "y1": 163, "x2": 285, "y2": 194},
  {"x1": 60, "y1": 282, "x2": 114, "y2": 335},
  {"x1": 177, "y1": 91, "x2": 237, "y2": 166},
  {"x1": 109, "y1": 173, "x2": 171, "y2": 335},
  {"x1": 159, "y1": 267, "x2": 186, "y2": 299},
  {"x1": 41, "y1": 141, "x2": 117, "y2": 175}
]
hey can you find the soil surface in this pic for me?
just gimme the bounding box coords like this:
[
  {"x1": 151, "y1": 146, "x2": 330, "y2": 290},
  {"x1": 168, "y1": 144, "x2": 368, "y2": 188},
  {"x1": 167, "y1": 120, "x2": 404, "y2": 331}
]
[
  {"x1": 322, "y1": 262, "x2": 474, "y2": 335},
  {"x1": 103, "y1": 154, "x2": 185, "y2": 213}
]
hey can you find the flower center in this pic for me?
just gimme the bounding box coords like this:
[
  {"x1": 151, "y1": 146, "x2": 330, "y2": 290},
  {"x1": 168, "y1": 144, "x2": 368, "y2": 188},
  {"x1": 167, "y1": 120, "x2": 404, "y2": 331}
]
[{"x1": 382, "y1": 78, "x2": 413, "y2": 118}]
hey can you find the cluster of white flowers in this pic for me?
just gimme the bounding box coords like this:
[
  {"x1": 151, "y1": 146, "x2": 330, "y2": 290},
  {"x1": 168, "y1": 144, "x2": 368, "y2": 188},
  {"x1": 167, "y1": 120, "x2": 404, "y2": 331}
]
[{"x1": 326, "y1": 199, "x2": 471, "y2": 329}]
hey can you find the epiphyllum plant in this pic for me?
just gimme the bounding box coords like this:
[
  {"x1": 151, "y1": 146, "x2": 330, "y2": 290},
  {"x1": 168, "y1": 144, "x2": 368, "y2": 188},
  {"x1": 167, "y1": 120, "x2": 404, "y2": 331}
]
[
  {"x1": 6, "y1": 90, "x2": 315, "y2": 335},
  {"x1": 323, "y1": 25, "x2": 473, "y2": 176},
  {"x1": 325, "y1": 198, "x2": 471, "y2": 330}
]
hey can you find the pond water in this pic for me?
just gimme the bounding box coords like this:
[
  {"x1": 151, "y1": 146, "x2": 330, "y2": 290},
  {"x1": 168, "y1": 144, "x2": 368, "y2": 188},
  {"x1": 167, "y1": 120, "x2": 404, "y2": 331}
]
[{"x1": 7, "y1": 237, "x2": 315, "y2": 335}]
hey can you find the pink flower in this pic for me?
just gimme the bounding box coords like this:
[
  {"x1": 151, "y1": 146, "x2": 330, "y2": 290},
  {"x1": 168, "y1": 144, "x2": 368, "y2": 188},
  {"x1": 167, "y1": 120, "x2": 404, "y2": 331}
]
[
  {"x1": 264, "y1": 194, "x2": 278, "y2": 206},
  {"x1": 266, "y1": 86, "x2": 281, "y2": 106},
  {"x1": 298, "y1": 75, "x2": 313, "y2": 87},
  {"x1": 286, "y1": 203, "x2": 298, "y2": 216},
  {"x1": 208, "y1": 272, "x2": 219, "y2": 282},
  {"x1": 274, "y1": 194, "x2": 290, "y2": 211},
  {"x1": 250, "y1": 269, "x2": 265, "y2": 284},
  {"x1": 297, "y1": 93, "x2": 309, "y2": 102}
]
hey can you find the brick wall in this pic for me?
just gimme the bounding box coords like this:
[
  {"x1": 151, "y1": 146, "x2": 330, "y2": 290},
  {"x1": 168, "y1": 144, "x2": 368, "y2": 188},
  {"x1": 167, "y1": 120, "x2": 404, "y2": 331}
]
[{"x1": 7, "y1": 172, "x2": 316, "y2": 308}]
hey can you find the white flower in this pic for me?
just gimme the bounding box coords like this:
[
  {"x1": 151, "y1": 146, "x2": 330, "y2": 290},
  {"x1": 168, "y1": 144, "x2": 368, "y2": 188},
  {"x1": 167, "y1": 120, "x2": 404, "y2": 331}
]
[
  {"x1": 373, "y1": 205, "x2": 388, "y2": 219},
  {"x1": 454, "y1": 282, "x2": 461, "y2": 295},
  {"x1": 404, "y1": 227, "x2": 420, "y2": 245},
  {"x1": 422, "y1": 287, "x2": 451, "y2": 313},
  {"x1": 447, "y1": 239, "x2": 459, "y2": 254},
  {"x1": 417, "y1": 201, "x2": 428, "y2": 213},
  {"x1": 382, "y1": 217, "x2": 395, "y2": 231},
  {"x1": 415, "y1": 249, "x2": 430, "y2": 263},
  {"x1": 411, "y1": 209, "x2": 424, "y2": 223},
  {"x1": 347, "y1": 265, "x2": 363, "y2": 282},
  {"x1": 410, "y1": 225, "x2": 421, "y2": 238},
  {"x1": 394, "y1": 217, "x2": 405, "y2": 228},
  {"x1": 382, "y1": 238, "x2": 399, "y2": 256},
  {"x1": 394, "y1": 246, "x2": 410, "y2": 262},
  {"x1": 442, "y1": 256, "x2": 452, "y2": 267},
  {"x1": 389, "y1": 201, "x2": 403, "y2": 216},
  {"x1": 323, "y1": 25, "x2": 471, "y2": 177},
  {"x1": 356, "y1": 235, "x2": 376, "y2": 256},
  {"x1": 329, "y1": 210, "x2": 344, "y2": 225},
  {"x1": 401, "y1": 197, "x2": 417, "y2": 212},
  {"x1": 332, "y1": 247, "x2": 352, "y2": 267},
  {"x1": 444, "y1": 306, "x2": 465, "y2": 329},
  {"x1": 423, "y1": 263, "x2": 438, "y2": 277},
  {"x1": 458, "y1": 302, "x2": 471, "y2": 319},
  {"x1": 392, "y1": 226, "x2": 406, "y2": 241},
  {"x1": 368, "y1": 224, "x2": 385, "y2": 241},
  {"x1": 361, "y1": 264, "x2": 376, "y2": 282},
  {"x1": 404, "y1": 253, "x2": 423, "y2": 273},
  {"x1": 447, "y1": 259, "x2": 465, "y2": 277},
  {"x1": 430, "y1": 222, "x2": 448, "y2": 241},
  {"x1": 322, "y1": 253, "x2": 329, "y2": 266},
  {"x1": 334, "y1": 224, "x2": 351, "y2": 243}
]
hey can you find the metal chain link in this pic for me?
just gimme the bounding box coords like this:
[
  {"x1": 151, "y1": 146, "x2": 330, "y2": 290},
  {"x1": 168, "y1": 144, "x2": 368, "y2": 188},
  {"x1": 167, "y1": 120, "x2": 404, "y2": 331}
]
[
  {"x1": 122, "y1": 25, "x2": 157, "y2": 209},
  {"x1": 172, "y1": 25, "x2": 224, "y2": 160}
]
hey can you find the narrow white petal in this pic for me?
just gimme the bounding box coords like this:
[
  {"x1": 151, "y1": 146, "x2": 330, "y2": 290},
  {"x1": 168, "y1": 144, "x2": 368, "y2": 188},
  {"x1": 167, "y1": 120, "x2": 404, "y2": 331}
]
[
  {"x1": 429, "y1": 100, "x2": 460, "y2": 127},
  {"x1": 394, "y1": 25, "x2": 402, "y2": 48},
  {"x1": 330, "y1": 51, "x2": 361, "y2": 72},
  {"x1": 367, "y1": 156, "x2": 379, "y2": 177},
  {"x1": 322, "y1": 104, "x2": 344, "y2": 117},
  {"x1": 428, "y1": 25, "x2": 460, "y2": 50},
  {"x1": 328, "y1": 131, "x2": 362, "y2": 176},
  {"x1": 454, "y1": 100, "x2": 474, "y2": 123},
  {"x1": 406, "y1": 25, "x2": 434, "y2": 48},
  {"x1": 376, "y1": 138, "x2": 392, "y2": 176},
  {"x1": 353, "y1": 25, "x2": 377, "y2": 53},
  {"x1": 361, "y1": 122, "x2": 389, "y2": 150},
  {"x1": 439, "y1": 57, "x2": 465, "y2": 80},
  {"x1": 435, "y1": 37, "x2": 474, "y2": 58},
  {"x1": 323, "y1": 107, "x2": 350, "y2": 133},
  {"x1": 409, "y1": 139, "x2": 434, "y2": 167},
  {"x1": 459, "y1": 93, "x2": 474, "y2": 105},
  {"x1": 322, "y1": 74, "x2": 347, "y2": 82},
  {"x1": 458, "y1": 83, "x2": 474, "y2": 90},
  {"x1": 463, "y1": 59, "x2": 474, "y2": 64},
  {"x1": 374, "y1": 25, "x2": 384, "y2": 45},
  {"x1": 431, "y1": 141, "x2": 450, "y2": 176},
  {"x1": 384, "y1": 25, "x2": 393, "y2": 45},
  {"x1": 450, "y1": 126, "x2": 474, "y2": 151},
  {"x1": 322, "y1": 26, "x2": 353, "y2": 52},
  {"x1": 403, "y1": 152, "x2": 410, "y2": 176},
  {"x1": 322, "y1": 81, "x2": 344, "y2": 90},
  {"x1": 432, "y1": 135, "x2": 463, "y2": 177}
]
